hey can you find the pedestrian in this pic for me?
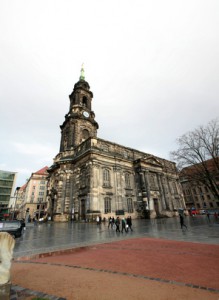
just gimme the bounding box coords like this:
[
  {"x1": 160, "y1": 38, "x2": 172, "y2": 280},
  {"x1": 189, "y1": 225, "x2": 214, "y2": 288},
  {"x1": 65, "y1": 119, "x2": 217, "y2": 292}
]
[
  {"x1": 96, "y1": 215, "x2": 100, "y2": 225},
  {"x1": 179, "y1": 214, "x2": 187, "y2": 230},
  {"x1": 115, "y1": 217, "x2": 120, "y2": 232},
  {"x1": 127, "y1": 216, "x2": 133, "y2": 231},
  {"x1": 206, "y1": 211, "x2": 210, "y2": 223},
  {"x1": 121, "y1": 218, "x2": 127, "y2": 233},
  {"x1": 112, "y1": 217, "x2": 115, "y2": 229},
  {"x1": 108, "y1": 217, "x2": 112, "y2": 228}
]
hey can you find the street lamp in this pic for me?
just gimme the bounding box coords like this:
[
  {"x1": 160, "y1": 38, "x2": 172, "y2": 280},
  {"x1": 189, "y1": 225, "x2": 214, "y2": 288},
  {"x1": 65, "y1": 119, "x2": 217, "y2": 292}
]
[{"x1": 12, "y1": 187, "x2": 20, "y2": 220}]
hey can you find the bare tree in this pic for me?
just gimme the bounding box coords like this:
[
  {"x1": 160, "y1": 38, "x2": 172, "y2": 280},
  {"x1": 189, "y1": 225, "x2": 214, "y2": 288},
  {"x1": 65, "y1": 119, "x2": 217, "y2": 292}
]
[{"x1": 171, "y1": 119, "x2": 219, "y2": 200}]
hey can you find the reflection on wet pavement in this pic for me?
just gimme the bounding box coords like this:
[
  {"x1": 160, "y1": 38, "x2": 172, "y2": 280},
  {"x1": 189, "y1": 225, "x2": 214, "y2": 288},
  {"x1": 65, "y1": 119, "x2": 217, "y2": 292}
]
[{"x1": 14, "y1": 215, "x2": 219, "y2": 258}]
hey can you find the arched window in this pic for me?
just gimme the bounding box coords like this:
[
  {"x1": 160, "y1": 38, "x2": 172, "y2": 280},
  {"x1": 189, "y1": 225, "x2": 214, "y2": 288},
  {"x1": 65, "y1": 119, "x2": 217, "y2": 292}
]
[
  {"x1": 125, "y1": 173, "x2": 131, "y2": 188},
  {"x1": 104, "y1": 197, "x2": 111, "y2": 213},
  {"x1": 103, "y1": 169, "x2": 110, "y2": 187},
  {"x1": 82, "y1": 96, "x2": 88, "y2": 107},
  {"x1": 82, "y1": 129, "x2": 89, "y2": 140},
  {"x1": 127, "y1": 198, "x2": 133, "y2": 213}
]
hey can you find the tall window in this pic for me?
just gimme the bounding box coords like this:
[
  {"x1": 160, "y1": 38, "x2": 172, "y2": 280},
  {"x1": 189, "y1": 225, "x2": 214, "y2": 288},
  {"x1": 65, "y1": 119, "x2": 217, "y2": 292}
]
[
  {"x1": 80, "y1": 169, "x2": 86, "y2": 188},
  {"x1": 104, "y1": 197, "x2": 111, "y2": 213},
  {"x1": 125, "y1": 173, "x2": 131, "y2": 188},
  {"x1": 149, "y1": 174, "x2": 157, "y2": 189},
  {"x1": 82, "y1": 129, "x2": 89, "y2": 140},
  {"x1": 127, "y1": 198, "x2": 133, "y2": 213},
  {"x1": 103, "y1": 169, "x2": 110, "y2": 187},
  {"x1": 82, "y1": 96, "x2": 88, "y2": 107}
]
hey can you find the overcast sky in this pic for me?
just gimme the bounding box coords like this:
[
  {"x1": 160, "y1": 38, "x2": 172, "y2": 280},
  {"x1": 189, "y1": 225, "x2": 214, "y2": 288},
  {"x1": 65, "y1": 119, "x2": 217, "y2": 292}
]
[{"x1": 0, "y1": 0, "x2": 219, "y2": 188}]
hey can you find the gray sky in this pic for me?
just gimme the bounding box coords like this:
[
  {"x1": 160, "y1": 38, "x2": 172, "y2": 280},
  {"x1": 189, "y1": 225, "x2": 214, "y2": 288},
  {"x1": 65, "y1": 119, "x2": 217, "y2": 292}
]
[{"x1": 1, "y1": 0, "x2": 219, "y2": 188}]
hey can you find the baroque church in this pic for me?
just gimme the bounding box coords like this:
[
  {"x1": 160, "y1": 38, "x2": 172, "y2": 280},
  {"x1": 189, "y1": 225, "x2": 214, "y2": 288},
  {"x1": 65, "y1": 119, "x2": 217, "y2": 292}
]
[{"x1": 47, "y1": 67, "x2": 185, "y2": 221}]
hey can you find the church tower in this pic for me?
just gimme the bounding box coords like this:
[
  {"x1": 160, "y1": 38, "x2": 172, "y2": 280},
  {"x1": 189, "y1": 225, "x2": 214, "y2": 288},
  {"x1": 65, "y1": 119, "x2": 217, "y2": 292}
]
[{"x1": 59, "y1": 65, "x2": 98, "y2": 152}]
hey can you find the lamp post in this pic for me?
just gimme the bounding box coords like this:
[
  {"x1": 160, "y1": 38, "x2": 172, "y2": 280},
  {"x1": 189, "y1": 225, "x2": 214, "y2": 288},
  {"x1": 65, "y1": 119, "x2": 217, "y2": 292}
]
[{"x1": 12, "y1": 187, "x2": 20, "y2": 220}]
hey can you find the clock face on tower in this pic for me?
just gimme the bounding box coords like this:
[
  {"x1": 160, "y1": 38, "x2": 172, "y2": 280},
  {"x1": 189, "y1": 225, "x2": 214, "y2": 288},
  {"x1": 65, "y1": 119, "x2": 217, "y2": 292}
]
[{"x1": 83, "y1": 111, "x2": 89, "y2": 118}]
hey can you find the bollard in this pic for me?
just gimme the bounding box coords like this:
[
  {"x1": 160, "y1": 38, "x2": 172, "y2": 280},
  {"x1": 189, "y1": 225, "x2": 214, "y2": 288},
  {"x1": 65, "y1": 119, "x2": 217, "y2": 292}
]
[
  {"x1": 0, "y1": 232, "x2": 15, "y2": 299},
  {"x1": 0, "y1": 281, "x2": 11, "y2": 300}
]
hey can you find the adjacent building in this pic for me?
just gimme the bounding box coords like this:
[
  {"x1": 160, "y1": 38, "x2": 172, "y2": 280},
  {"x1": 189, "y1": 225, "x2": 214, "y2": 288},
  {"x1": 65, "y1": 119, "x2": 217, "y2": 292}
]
[
  {"x1": 15, "y1": 183, "x2": 27, "y2": 219},
  {"x1": 47, "y1": 68, "x2": 186, "y2": 222},
  {"x1": 0, "y1": 170, "x2": 17, "y2": 219},
  {"x1": 18, "y1": 167, "x2": 49, "y2": 220},
  {"x1": 180, "y1": 158, "x2": 219, "y2": 212}
]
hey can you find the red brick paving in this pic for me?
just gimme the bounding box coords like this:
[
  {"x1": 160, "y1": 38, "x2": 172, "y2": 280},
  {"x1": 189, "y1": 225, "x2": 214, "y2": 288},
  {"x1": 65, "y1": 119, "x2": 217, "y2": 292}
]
[
  {"x1": 33, "y1": 237, "x2": 219, "y2": 290},
  {"x1": 12, "y1": 237, "x2": 219, "y2": 300}
]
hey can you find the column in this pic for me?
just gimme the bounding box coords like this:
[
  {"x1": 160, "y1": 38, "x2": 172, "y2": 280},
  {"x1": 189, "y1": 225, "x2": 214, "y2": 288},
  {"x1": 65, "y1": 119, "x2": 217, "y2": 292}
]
[
  {"x1": 144, "y1": 170, "x2": 151, "y2": 210},
  {"x1": 156, "y1": 174, "x2": 166, "y2": 210}
]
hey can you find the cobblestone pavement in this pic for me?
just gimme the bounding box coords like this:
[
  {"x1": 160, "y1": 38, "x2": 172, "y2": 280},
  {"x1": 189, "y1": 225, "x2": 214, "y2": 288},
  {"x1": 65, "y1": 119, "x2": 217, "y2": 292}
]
[
  {"x1": 10, "y1": 285, "x2": 66, "y2": 300},
  {"x1": 10, "y1": 215, "x2": 219, "y2": 299}
]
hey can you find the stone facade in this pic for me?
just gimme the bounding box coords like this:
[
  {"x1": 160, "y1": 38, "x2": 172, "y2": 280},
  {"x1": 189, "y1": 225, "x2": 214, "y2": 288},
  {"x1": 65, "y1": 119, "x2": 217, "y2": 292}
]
[{"x1": 47, "y1": 69, "x2": 185, "y2": 221}]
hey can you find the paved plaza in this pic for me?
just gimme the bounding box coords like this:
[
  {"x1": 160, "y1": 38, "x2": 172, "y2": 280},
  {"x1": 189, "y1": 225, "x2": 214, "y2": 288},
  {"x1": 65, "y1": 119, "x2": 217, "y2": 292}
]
[
  {"x1": 11, "y1": 215, "x2": 219, "y2": 300},
  {"x1": 14, "y1": 215, "x2": 219, "y2": 258}
]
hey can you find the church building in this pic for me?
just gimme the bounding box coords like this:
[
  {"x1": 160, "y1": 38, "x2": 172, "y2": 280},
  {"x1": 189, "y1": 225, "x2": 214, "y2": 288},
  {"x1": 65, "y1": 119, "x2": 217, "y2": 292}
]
[{"x1": 47, "y1": 67, "x2": 185, "y2": 221}]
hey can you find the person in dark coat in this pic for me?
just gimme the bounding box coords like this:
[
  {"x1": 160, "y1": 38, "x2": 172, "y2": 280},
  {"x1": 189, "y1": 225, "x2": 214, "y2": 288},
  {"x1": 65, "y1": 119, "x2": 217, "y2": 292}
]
[
  {"x1": 108, "y1": 217, "x2": 112, "y2": 229},
  {"x1": 206, "y1": 211, "x2": 210, "y2": 222},
  {"x1": 127, "y1": 216, "x2": 133, "y2": 231},
  {"x1": 111, "y1": 217, "x2": 115, "y2": 229},
  {"x1": 115, "y1": 217, "x2": 120, "y2": 232},
  {"x1": 121, "y1": 218, "x2": 127, "y2": 233},
  {"x1": 179, "y1": 214, "x2": 187, "y2": 230}
]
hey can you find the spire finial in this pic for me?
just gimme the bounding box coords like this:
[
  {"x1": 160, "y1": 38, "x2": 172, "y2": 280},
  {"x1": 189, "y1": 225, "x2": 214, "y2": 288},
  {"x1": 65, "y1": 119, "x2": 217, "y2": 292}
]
[{"x1": 79, "y1": 63, "x2": 85, "y2": 80}]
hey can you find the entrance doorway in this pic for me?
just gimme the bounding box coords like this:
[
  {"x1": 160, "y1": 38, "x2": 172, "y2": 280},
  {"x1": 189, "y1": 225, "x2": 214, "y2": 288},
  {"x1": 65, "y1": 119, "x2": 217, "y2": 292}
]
[{"x1": 80, "y1": 199, "x2": 86, "y2": 220}]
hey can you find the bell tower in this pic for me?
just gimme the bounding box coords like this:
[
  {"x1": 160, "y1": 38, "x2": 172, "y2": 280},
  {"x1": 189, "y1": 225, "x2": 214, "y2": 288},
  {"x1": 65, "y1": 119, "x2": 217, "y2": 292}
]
[{"x1": 59, "y1": 65, "x2": 99, "y2": 152}]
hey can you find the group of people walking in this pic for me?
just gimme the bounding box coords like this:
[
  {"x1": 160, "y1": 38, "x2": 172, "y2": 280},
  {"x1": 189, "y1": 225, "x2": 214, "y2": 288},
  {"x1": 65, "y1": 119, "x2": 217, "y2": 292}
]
[{"x1": 108, "y1": 216, "x2": 133, "y2": 233}]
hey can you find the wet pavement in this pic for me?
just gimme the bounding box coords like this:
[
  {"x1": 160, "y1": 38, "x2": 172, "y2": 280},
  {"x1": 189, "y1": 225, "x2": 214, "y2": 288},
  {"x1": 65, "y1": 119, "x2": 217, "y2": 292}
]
[{"x1": 14, "y1": 215, "x2": 219, "y2": 258}]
